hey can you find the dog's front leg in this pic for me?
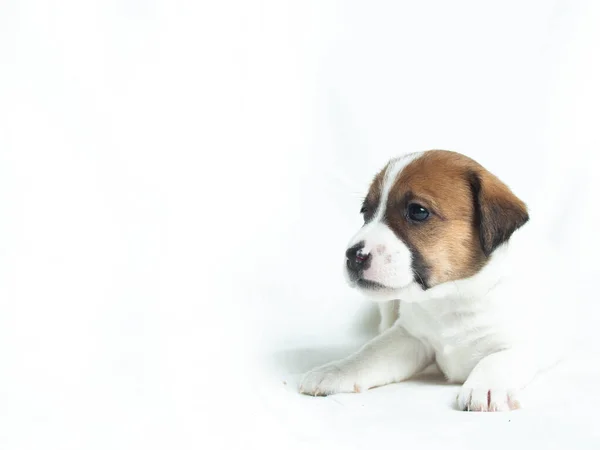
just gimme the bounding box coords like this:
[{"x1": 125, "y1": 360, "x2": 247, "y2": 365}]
[
  {"x1": 299, "y1": 325, "x2": 433, "y2": 396},
  {"x1": 378, "y1": 300, "x2": 400, "y2": 333},
  {"x1": 457, "y1": 348, "x2": 538, "y2": 412}
]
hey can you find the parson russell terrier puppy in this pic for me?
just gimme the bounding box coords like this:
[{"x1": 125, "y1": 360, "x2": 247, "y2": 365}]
[{"x1": 299, "y1": 150, "x2": 567, "y2": 412}]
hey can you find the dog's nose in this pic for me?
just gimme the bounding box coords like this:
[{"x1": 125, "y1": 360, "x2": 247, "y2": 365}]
[{"x1": 346, "y1": 242, "x2": 371, "y2": 272}]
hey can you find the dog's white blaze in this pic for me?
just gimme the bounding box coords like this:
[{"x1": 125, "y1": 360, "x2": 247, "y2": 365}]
[
  {"x1": 372, "y1": 152, "x2": 424, "y2": 223},
  {"x1": 348, "y1": 152, "x2": 423, "y2": 250}
]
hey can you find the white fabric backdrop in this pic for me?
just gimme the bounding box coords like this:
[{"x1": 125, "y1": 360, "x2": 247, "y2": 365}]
[{"x1": 1, "y1": 1, "x2": 599, "y2": 449}]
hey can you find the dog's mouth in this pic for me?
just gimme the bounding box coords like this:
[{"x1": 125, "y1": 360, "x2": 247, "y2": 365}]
[
  {"x1": 346, "y1": 267, "x2": 394, "y2": 291},
  {"x1": 355, "y1": 278, "x2": 389, "y2": 291}
]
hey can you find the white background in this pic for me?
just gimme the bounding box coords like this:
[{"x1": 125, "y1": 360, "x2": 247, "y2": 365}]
[{"x1": 1, "y1": 1, "x2": 599, "y2": 449}]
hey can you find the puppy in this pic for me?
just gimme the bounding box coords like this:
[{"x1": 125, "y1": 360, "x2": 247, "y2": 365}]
[{"x1": 299, "y1": 150, "x2": 565, "y2": 411}]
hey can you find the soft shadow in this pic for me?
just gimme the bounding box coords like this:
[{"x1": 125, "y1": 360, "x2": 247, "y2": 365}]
[
  {"x1": 407, "y1": 365, "x2": 448, "y2": 385},
  {"x1": 271, "y1": 343, "x2": 364, "y2": 374},
  {"x1": 348, "y1": 300, "x2": 380, "y2": 337},
  {"x1": 271, "y1": 302, "x2": 381, "y2": 375}
]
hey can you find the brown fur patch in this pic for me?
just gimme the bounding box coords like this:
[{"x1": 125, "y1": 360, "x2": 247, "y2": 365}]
[{"x1": 381, "y1": 150, "x2": 528, "y2": 287}]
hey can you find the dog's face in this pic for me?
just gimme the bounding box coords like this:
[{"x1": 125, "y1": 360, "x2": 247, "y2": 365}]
[{"x1": 345, "y1": 150, "x2": 529, "y2": 298}]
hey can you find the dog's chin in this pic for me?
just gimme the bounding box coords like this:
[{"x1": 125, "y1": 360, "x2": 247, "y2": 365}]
[
  {"x1": 349, "y1": 277, "x2": 409, "y2": 302},
  {"x1": 355, "y1": 278, "x2": 390, "y2": 291},
  {"x1": 346, "y1": 274, "x2": 428, "y2": 303},
  {"x1": 343, "y1": 265, "x2": 422, "y2": 302}
]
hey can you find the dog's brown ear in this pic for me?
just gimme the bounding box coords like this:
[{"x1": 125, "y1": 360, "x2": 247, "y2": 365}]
[{"x1": 469, "y1": 170, "x2": 529, "y2": 256}]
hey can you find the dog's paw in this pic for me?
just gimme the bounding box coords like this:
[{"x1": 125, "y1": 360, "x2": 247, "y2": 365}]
[
  {"x1": 457, "y1": 386, "x2": 522, "y2": 412},
  {"x1": 299, "y1": 361, "x2": 364, "y2": 396}
]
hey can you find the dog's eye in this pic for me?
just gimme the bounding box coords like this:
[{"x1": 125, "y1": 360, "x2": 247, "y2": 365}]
[
  {"x1": 360, "y1": 206, "x2": 368, "y2": 214},
  {"x1": 407, "y1": 203, "x2": 430, "y2": 222}
]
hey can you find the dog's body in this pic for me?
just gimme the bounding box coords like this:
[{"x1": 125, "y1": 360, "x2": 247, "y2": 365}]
[{"x1": 300, "y1": 150, "x2": 568, "y2": 411}]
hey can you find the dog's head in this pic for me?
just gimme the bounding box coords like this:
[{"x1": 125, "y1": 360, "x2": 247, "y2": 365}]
[{"x1": 345, "y1": 150, "x2": 528, "y2": 299}]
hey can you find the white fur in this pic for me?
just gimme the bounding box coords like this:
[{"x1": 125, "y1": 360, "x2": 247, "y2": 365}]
[{"x1": 300, "y1": 153, "x2": 570, "y2": 412}]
